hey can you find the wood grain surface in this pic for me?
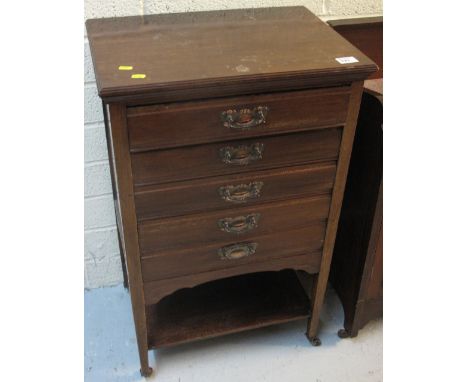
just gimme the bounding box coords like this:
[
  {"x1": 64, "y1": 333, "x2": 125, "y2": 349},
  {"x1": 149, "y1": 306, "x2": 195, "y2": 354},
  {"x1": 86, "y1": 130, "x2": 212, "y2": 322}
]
[
  {"x1": 144, "y1": 254, "x2": 322, "y2": 305},
  {"x1": 134, "y1": 162, "x2": 336, "y2": 220},
  {"x1": 131, "y1": 128, "x2": 342, "y2": 186},
  {"x1": 127, "y1": 87, "x2": 350, "y2": 151},
  {"x1": 146, "y1": 270, "x2": 310, "y2": 348},
  {"x1": 86, "y1": 7, "x2": 376, "y2": 100},
  {"x1": 138, "y1": 196, "x2": 329, "y2": 255},
  {"x1": 141, "y1": 226, "x2": 325, "y2": 282}
]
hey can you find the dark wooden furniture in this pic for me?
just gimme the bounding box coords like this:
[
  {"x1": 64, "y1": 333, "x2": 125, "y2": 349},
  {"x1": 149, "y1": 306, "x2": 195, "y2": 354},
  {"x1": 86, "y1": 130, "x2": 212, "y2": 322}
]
[
  {"x1": 328, "y1": 17, "x2": 383, "y2": 338},
  {"x1": 87, "y1": 7, "x2": 376, "y2": 377}
]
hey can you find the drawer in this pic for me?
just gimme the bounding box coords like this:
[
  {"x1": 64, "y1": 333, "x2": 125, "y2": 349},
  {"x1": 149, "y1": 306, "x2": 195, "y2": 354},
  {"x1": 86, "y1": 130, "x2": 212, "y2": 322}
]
[
  {"x1": 141, "y1": 226, "x2": 325, "y2": 282},
  {"x1": 138, "y1": 195, "x2": 330, "y2": 256},
  {"x1": 131, "y1": 128, "x2": 342, "y2": 186},
  {"x1": 134, "y1": 162, "x2": 336, "y2": 220},
  {"x1": 127, "y1": 87, "x2": 350, "y2": 151}
]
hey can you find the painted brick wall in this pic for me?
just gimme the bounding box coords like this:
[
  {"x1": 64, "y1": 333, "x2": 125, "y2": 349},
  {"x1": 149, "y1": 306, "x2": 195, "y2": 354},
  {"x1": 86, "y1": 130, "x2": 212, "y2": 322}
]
[{"x1": 84, "y1": 0, "x2": 383, "y2": 289}]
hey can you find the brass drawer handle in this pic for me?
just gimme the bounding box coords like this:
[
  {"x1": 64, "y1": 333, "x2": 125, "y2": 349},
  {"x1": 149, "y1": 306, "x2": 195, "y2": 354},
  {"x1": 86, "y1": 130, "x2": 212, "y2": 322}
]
[
  {"x1": 218, "y1": 213, "x2": 260, "y2": 234},
  {"x1": 219, "y1": 142, "x2": 264, "y2": 165},
  {"x1": 218, "y1": 181, "x2": 263, "y2": 203},
  {"x1": 218, "y1": 242, "x2": 258, "y2": 260},
  {"x1": 221, "y1": 106, "x2": 269, "y2": 130}
]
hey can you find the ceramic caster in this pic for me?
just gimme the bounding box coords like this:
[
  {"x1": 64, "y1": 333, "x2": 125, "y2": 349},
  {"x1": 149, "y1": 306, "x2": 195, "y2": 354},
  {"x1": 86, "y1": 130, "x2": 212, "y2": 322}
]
[
  {"x1": 309, "y1": 336, "x2": 321, "y2": 346},
  {"x1": 140, "y1": 367, "x2": 153, "y2": 377},
  {"x1": 338, "y1": 328, "x2": 350, "y2": 338}
]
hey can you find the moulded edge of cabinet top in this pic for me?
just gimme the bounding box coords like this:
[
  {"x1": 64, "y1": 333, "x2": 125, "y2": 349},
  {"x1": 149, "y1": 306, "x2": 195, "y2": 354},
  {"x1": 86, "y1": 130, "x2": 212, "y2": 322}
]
[{"x1": 86, "y1": 6, "x2": 377, "y2": 101}]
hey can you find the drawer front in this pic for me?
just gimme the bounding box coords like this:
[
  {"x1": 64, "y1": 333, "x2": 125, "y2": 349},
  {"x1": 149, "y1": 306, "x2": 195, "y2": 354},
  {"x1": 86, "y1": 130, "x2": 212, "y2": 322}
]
[
  {"x1": 131, "y1": 128, "x2": 342, "y2": 186},
  {"x1": 138, "y1": 196, "x2": 330, "y2": 256},
  {"x1": 134, "y1": 162, "x2": 336, "y2": 220},
  {"x1": 141, "y1": 226, "x2": 325, "y2": 282},
  {"x1": 127, "y1": 87, "x2": 350, "y2": 151}
]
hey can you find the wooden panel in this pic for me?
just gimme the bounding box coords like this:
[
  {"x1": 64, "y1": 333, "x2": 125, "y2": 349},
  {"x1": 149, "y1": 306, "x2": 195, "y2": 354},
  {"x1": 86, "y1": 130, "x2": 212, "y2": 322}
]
[
  {"x1": 86, "y1": 7, "x2": 376, "y2": 101},
  {"x1": 127, "y1": 88, "x2": 350, "y2": 151},
  {"x1": 138, "y1": 196, "x2": 330, "y2": 256},
  {"x1": 131, "y1": 128, "x2": 342, "y2": 186},
  {"x1": 141, "y1": 226, "x2": 325, "y2": 281},
  {"x1": 144, "y1": 253, "x2": 321, "y2": 305},
  {"x1": 134, "y1": 162, "x2": 336, "y2": 220},
  {"x1": 146, "y1": 270, "x2": 310, "y2": 348}
]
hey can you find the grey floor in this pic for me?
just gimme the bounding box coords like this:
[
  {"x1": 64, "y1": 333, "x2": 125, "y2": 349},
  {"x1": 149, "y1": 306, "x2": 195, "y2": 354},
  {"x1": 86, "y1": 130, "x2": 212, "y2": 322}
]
[{"x1": 85, "y1": 284, "x2": 382, "y2": 382}]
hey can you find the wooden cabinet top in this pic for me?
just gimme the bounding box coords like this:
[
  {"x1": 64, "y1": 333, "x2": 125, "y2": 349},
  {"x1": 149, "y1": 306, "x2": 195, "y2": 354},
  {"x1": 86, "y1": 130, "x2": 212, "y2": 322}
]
[{"x1": 86, "y1": 6, "x2": 377, "y2": 101}]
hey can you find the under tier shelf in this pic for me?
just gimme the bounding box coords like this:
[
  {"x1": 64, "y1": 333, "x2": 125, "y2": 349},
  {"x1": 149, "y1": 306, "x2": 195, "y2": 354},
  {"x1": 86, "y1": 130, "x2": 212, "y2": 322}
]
[{"x1": 147, "y1": 270, "x2": 311, "y2": 348}]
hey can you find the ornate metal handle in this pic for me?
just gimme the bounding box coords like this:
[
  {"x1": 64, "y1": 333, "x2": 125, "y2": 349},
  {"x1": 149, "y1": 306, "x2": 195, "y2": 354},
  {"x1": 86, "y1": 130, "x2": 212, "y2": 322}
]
[
  {"x1": 218, "y1": 181, "x2": 263, "y2": 203},
  {"x1": 218, "y1": 242, "x2": 258, "y2": 260},
  {"x1": 218, "y1": 213, "x2": 260, "y2": 234},
  {"x1": 221, "y1": 106, "x2": 269, "y2": 130},
  {"x1": 219, "y1": 142, "x2": 264, "y2": 165}
]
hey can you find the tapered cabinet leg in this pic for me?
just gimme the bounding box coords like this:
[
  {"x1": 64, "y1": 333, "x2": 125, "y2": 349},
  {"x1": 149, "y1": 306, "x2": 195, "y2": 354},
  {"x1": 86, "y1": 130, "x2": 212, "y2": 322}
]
[
  {"x1": 305, "y1": 274, "x2": 322, "y2": 345},
  {"x1": 137, "y1": 335, "x2": 152, "y2": 377},
  {"x1": 306, "y1": 312, "x2": 322, "y2": 346}
]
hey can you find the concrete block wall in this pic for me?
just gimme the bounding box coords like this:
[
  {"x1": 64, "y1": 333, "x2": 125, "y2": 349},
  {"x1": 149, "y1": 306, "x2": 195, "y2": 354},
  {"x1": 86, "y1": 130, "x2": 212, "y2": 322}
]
[{"x1": 84, "y1": 0, "x2": 383, "y2": 289}]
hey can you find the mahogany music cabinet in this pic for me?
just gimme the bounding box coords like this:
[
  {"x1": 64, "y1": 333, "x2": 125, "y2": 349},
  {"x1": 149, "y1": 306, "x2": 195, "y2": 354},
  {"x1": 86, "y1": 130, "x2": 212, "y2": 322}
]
[{"x1": 86, "y1": 7, "x2": 376, "y2": 377}]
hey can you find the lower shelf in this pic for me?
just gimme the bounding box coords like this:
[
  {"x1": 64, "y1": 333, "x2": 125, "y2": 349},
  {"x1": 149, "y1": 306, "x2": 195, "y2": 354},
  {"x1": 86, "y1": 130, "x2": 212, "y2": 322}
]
[{"x1": 146, "y1": 270, "x2": 311, "y2": 348}]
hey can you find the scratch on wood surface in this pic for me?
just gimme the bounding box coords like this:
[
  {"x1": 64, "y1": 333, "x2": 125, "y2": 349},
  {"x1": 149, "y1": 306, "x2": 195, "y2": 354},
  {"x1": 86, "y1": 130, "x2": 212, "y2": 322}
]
[
  {"x1": 240, "y1": 55, "x2": 258, "y2": 63},
  {"x1": 235, "y1": 64, "x2": 250, "y2": 73}
]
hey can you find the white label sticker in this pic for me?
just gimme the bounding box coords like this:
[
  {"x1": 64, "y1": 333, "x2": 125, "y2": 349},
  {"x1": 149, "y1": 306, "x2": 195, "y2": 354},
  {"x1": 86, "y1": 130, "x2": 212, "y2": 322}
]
[{"x1": 335, "y1": 56, "x2": 359, "y2": 64}]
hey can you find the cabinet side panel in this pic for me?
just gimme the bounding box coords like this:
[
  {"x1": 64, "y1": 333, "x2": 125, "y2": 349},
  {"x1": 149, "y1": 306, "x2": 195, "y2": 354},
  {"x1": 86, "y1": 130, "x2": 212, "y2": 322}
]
[
  {"x1": 102, "y1": 101, "x2": 128, "y2": 289},
  {"x1": 306, "y1": 81, "x2": 364, "y2": 339},
  {"x1": 107, "y1": 103, "x2": 150, "y2": 374}
]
